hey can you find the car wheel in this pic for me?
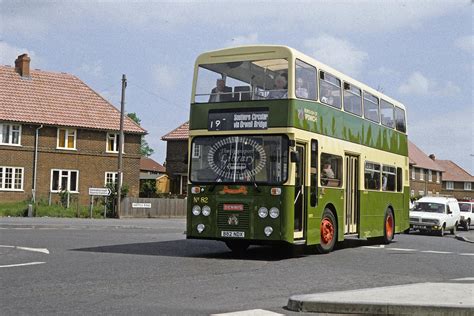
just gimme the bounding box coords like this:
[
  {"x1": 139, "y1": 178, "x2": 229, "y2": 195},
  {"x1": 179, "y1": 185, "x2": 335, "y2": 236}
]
[
  {"x1": 450, "y1": 223, "x2": 457, "y2": 235},
  {"x1": 316, "y1": 209, "x2": 337, "y2": 254},
  {"x1": 438, "y1": 224, "x2": 445, "y2": 237}
]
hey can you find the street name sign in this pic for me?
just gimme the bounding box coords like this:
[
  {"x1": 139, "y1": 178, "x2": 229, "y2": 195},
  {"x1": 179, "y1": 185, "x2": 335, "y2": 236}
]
[
  {"x1": 132, "y1": 203, "x2": 152, "y2": 208},
  {"x1": 88, "y1": 187, "x2": 112, "y2": 196}
]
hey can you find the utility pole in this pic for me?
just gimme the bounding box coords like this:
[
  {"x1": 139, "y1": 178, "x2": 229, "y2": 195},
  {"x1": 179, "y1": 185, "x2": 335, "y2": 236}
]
[{"x1": 117, "y1": 74, "x2": 126, "y2": 219}]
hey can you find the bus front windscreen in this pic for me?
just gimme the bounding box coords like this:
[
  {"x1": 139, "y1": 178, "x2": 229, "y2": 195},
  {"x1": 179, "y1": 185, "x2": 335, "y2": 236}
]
[{"x1": 190, "y1": 135, "x2": 288, "y2": 184}]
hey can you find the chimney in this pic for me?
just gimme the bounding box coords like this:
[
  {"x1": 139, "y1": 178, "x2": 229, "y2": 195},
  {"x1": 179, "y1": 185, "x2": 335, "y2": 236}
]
[
  {"x1": 429, "y1": 154, "x2": 436, "y2": 161},
  {"x1": 15, "y1": 53, "x2": 31, "y2": 77}
]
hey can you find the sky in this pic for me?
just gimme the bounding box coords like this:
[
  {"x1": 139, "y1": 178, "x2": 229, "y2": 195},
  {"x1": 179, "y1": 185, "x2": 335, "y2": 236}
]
[{"x1": 1, "y1": 0, "x2": 473, "y2": 174}]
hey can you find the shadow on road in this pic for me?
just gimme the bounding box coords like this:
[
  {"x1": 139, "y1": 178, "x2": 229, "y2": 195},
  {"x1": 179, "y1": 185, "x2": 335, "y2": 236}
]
[
  {"x1": 72, "y1": 236, "x2": 400, "y2": 261},
  {"x1": 72, "y1": 239, "x2": 305, "y2": 261}
]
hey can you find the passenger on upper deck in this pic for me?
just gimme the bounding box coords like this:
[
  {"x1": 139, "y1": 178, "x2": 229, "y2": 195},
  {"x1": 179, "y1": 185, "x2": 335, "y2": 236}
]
[
  {"x1": 268, "y1": 73, "x2": 288, "y2": 99},
  {"x1": 209, "y1": 79, "x2": 233, "y2": 102},
  {"x1": 296, "y1": 77, "x2": 309, "y2": 99}
]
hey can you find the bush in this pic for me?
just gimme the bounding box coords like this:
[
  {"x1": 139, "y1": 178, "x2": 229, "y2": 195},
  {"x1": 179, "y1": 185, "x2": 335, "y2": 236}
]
[{"x1": 0, "y1": 201, "x2": 29, "y2": 217}]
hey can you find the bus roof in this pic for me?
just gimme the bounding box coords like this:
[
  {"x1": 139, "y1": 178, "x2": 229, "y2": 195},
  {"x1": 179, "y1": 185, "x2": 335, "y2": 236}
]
[{"x1": 195, "y1": 45, "x2": 406, "y2": 111}]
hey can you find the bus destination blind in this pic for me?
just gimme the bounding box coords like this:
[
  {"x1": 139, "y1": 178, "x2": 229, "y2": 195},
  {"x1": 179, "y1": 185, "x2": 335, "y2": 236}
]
[{"x1": 208, "y1": 110, "x2": 269, "y2": 131}]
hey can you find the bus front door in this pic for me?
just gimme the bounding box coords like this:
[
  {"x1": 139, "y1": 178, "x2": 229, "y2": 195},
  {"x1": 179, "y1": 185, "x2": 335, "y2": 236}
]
[
  {"x1": 294, "y1": 144, "x2": 305, "y2": 240},
  {"x1": 344, "y1": 155, "x2": 359, "y2": 234}
]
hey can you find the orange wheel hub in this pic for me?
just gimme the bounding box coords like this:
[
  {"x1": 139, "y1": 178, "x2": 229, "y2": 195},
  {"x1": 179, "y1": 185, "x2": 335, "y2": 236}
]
[
  {"x1": 386, "y1": 214, "x2": 393, "y2": 239},
  {"x1": 321, "y1": 218, "x2": 334, "y2": 244}
]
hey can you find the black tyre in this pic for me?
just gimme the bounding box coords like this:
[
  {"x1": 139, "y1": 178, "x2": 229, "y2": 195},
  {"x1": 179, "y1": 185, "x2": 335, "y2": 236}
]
[
  {"x1": 316, "y1": 209, "x2": 337, "y2": 254},
  {"x1": 225, "y1": 240, "x2": 249, "y2": 255},
  {"x1": 450, "y1": 223, "x2": 457, "y2": 235},
  {"x1": 438, "y1": 224, "x2": 445, "y2": 237}
]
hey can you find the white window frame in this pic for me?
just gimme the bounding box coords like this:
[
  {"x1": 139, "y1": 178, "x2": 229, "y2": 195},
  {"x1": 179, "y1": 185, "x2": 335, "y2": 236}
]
[
  {"x1": 436, "y1": 171, "x2": 440, "y2": 183},
  {"x1": 57, "y1": 128, "x2": 77, "y2": 150},
  {"x1": 464, "y1": 182, "x2": 472, "y2": 191},
  {"x1": 104, "y1": 172, "x2": 122, "y2": 186},
  {"x1": 106, "y1": 133, "x2": 125, "y2": 153},
  {"x1": 0, "y1": 166, "x2": 24, "y2": 191},
  {"x1": 418, "y1": 190, "x2": 424, "y2": 196},
  {"x1": 428, "y1": 170, "x2": 432, "y2": 182},
  {"x1": 192, "y1": 144, "x2": 201, "y2": 158},
  {"x1": 50, "y1": 169, "x2": 79, "y2": 193},
  {"x1": 0, "y1": 123, "x2": 22, "y2": 146},
  {"x1": 446, "y1": 181, "x2": 454, "y2": 190},
  {"x1": 411, "y1": 167, "x2": 416, "y2": 180},
  {"x1": 419, "y1": 168, "x2": 424, "y2": 181}
]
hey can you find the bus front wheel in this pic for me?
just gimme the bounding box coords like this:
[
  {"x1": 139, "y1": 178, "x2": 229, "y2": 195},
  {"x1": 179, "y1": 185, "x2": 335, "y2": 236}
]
[{"x1": 316, "y1": 209, "x2": 337, "y2": 254}]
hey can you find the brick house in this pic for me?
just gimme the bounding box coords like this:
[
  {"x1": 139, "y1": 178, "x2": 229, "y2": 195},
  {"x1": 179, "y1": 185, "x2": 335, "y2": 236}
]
[
  {"x1": 0, "y1": 54, "x2": 146, "y2": 206},
  {"x1": 161, "y1": 122, "x2": 189, "y2": 195},
  {"x1": 408, "y1": 141, "x2": 444, "y2": 198},
  {"x1": 435, "y1": 159, "x2": 474, "y2": 200}
]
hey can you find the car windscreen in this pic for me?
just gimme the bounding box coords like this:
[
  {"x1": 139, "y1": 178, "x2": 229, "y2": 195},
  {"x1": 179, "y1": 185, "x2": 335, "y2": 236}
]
[{"x1": 413, "y1": 202, "x2": 445, "y2": 213}]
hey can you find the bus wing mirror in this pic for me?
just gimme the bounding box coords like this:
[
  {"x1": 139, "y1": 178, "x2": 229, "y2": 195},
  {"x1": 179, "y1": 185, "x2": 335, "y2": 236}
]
[{"x1": 290, "y1": 151, "x2": 300, "y2": 163}]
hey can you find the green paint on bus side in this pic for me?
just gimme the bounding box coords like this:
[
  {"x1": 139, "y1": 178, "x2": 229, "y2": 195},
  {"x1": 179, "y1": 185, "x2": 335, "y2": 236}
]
[{"x1": 190, "y1": 100, "x2": 407, "y2": 156}]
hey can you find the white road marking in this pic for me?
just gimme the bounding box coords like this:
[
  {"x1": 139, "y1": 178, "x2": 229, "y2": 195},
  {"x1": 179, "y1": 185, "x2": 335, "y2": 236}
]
[
  {"x1": 459, "y1": 253, "x2": 474, "y2": 256},
  {"x1": 421, "y1": 250, "x2": 452, "y2": 254},
  {"x1": 0, "y1": 245, "x2": 49, "y2": 254},
  {"x1": 386, "y1": 247, "x2": 418, "y2": 252},
  {"x1": 211, "y1": 309, "x2": 284, "y2": 316},
  {"x1": 451, "y1": 277, "x2": 474, "y2": 281},
  {"x1": 0, "y1": 262, "x2": 45, "y2": 268}
]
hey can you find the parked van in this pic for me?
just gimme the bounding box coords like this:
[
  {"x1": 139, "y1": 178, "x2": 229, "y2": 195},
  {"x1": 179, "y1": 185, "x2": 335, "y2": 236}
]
[
  {"x1": 458, "y1": 201, "x2": 474, "y2": 231},
  {"x1": 409, "y1": 197, "x2": 461, "y2": 236}
]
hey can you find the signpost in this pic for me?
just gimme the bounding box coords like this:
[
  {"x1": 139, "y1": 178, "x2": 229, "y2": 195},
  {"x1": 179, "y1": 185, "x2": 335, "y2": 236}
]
[{"x1": 88, "y1": 187, "x2": 112, "y2": 218}]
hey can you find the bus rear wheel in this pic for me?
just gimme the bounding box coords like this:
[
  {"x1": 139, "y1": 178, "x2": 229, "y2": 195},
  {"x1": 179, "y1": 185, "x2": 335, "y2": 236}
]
[
  {"x1": 225, "y1": 240, "x2": 249, "y2": 255},
  {"x1": 380, "y1": 209, "x2": 395, "y2": 244},
  {"x1": 316, "y1": 209, "x2": 337, "y2": 254}
]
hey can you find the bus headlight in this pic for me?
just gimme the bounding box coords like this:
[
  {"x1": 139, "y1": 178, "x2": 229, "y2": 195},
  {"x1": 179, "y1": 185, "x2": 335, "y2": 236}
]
[
  {"x1": 269, "y1": 207, "x2": 280, "y2": 219},
  {"x1": 258, "y1": 207, "x2": 268, "y2": 218},
  {"x1": 192, "y1": 205, "x2": 201, "y2": 216},
  {"x1": 197, "y1": 224, "x2": 205, "y2": 233},
  {"x1": 202, "y1": 205, "x2": 211, "y2": 216},
  {"x1": 264, "y1": 226, "x2": 273, "y2": 236}
]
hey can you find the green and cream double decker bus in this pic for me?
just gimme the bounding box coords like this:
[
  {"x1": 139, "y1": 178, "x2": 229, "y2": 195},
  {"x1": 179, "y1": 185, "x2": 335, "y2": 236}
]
[{"x1": 187, "y1": 45, "x2": 409, "y2": 254}]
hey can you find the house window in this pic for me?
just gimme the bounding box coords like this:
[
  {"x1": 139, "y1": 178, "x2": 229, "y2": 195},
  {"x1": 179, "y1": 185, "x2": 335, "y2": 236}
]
[
  {"x1": 410, "y1": 190, "x2": 415, "y2": 197},
  {"x1": 0, "y1": 166, "x2": 24, "y2": 191},
  {"x1": 57, "y1": 128, "x2": 76, "y2": 149},
  {"x1": 418, "y1": 190, "x2": 424, "y2": 196},
  {"x1": 192, "y1": 143, "x2": 201, "y2": 158},
  {"x1": 428, "y1": 170, "x2": 432, "y2": 182},
  {"x1": 446, "y1": 181, "x2": 454, "y2": 190},
  {"x1": 436, "y1": 171, "x2": 440, "y2": 183},
  {"x1": 51, "y1": 169, "x2": 79, "y2": 192},
  {"x1": 106, "y1": 133, "x2": 119, "y2": 152},
  {"x1": 0, "y1": 123, "x2": 21, "y2": 145},
  {"x1": 419, "y1": 168, "x2": 424, "y2": 181},
  {"x1": 105, "y1": 172, "x2": 121, "y2": 186},
  {"x1": 411, "y1": 167, "x2": 416, "y2": 180},
  {"x1": 465, "y1": 182, "x2": 472, "y2": 191}
]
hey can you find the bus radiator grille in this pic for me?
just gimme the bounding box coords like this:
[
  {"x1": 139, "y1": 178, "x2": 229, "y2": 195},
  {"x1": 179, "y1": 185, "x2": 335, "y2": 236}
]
[{"x1": 217, "y1": 203, "x2": 250, "y2": 229}]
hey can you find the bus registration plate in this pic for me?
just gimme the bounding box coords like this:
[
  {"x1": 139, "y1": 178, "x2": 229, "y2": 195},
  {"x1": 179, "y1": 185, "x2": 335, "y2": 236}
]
[{"x1": 221, "y1": 231, "x2": 245, "y2": 238}]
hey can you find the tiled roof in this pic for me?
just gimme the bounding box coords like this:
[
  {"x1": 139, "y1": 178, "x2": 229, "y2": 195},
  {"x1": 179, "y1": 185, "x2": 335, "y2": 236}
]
[
  {"x1": 435, "y1": 160, "x2": 474, "y2": 182},
  {"x1": 408, "y1": 141, "x2": 444, "y2": 172},
  {"x1": 162, "y1": 121, "x2": 189, "y2": 140},
  {"x1": 140, "y1": 157, "x2": 166, "y2": 173},
  {"x1": 0, "y1": 65, "x2": 145, "y2": 134}
]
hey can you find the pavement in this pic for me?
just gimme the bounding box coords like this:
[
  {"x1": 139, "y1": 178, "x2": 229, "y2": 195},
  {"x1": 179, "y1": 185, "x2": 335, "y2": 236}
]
[
  {"x1": 287, "y1": 227, "x2": 474, "y2": 315},
  {"x1": 287, "y1": 279, "x2": 474, "y2": 315}
]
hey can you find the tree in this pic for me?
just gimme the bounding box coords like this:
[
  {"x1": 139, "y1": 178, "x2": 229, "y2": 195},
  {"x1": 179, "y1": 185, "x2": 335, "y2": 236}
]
[{"x1": 127, "y1": 112, "x2": 154, "y2": 157}]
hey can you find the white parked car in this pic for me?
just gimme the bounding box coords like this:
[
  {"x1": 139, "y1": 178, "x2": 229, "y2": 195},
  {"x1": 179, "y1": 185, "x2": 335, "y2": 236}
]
[
  {"x1": 409, "y1": 197, "x2": 461, "y2": 236},
  {"x1": 458, "y1": 201, "x2": 474, "y2": 231}
]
